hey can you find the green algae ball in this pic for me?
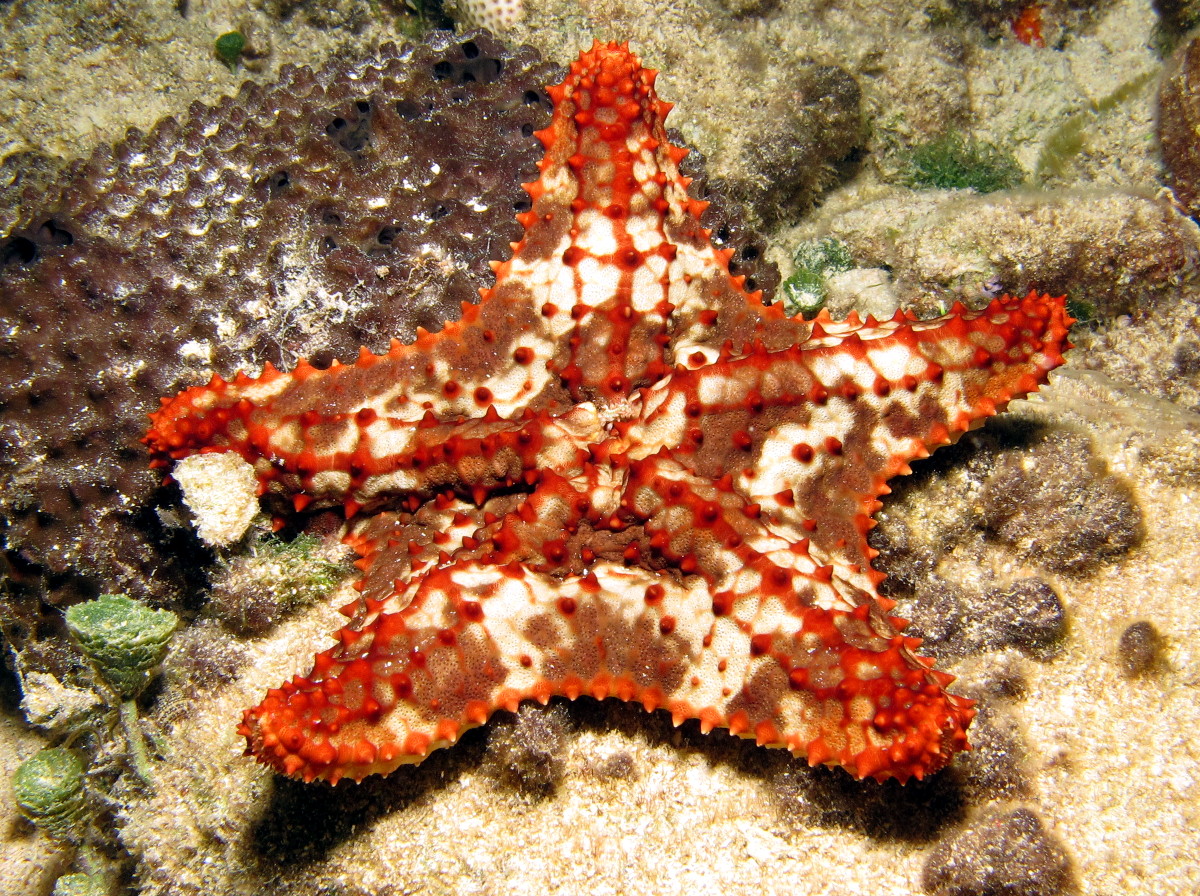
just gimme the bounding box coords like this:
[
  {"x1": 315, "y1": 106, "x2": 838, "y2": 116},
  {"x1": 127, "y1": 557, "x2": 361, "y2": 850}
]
[
  {"x1": 780, "y1": 237, "x2": 854, "y2": 316},
  {"x1": 214, "y1": 31, "x2": 246, "y2": 69},
  {"x1": 65, "y1": 594, "x2": 178, "y2": 698},
  {"x1": 13, "y1": 748, "x2": 87, "y2": 841}
]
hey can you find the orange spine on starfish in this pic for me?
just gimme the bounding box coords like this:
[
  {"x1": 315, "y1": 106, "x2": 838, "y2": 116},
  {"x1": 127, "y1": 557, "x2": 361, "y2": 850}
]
[{"x1": 147, "y1": 41, "x2": 1073, "y2": 787}]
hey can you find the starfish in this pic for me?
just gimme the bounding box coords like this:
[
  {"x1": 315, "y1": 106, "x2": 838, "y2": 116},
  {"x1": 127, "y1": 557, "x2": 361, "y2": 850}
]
[{"x1": 145, "y1": 41, "x2": 1072, "y2": 785}]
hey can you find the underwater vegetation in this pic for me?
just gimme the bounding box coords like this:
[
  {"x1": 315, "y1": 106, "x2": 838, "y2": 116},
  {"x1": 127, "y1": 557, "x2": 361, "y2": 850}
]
[
  {"x1": 213, "y1": 32, "x2": 246, "y2": 70},
  {"x1": 903, "y1": 132, "x2": 1024, "y2": 193}
]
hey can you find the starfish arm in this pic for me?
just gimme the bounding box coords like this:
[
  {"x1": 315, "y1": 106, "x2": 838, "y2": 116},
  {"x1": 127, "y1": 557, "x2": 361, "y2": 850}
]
[
  {"x1": 241, "y1": 546, "x2": 969, "y2": 784},
  {"x1": 344, "y1": 500, "x2": 517, "y2": 607},
  {"x1": 147, "y1": 370, "x2": 604, "y2": 515},
  {"x1": 240, "y1": 556, "x2": 706, "y2": 783},
  {"x1": 507, "y1": 40, "x2": 816, "y2": 403},
  {"x1": 505, "y1": 41, "x2": 689, "y2": 403},
  {"x1": 628, "y1": 291, "x2": 1072, "y2": 588},
  {"x1": 142, "y1": 287, "x2": 589, "y2": 469},
  {"x1": 619, "y1": 453, "x2": 972, "y2": 781}
]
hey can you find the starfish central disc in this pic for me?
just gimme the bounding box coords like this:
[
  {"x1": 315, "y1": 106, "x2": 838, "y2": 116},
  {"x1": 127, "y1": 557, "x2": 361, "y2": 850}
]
[{"x1": 145, "y1": 41, "x2": 1072, "y2": 785}]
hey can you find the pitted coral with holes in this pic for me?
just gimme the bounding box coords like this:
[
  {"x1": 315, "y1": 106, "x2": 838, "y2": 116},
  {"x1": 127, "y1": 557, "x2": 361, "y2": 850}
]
[{"x1": 145, "y1": 42, "x2": 1072, "y2": 785}]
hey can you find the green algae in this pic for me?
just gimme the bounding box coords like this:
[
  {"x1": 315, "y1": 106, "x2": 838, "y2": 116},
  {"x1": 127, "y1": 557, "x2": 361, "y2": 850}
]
[
  {"x1": 780, "y1": 237, "x2": 855, "y2": 316},
  {"x1": 903, "y1": 132, "x2": 1024, "y2": 193}
]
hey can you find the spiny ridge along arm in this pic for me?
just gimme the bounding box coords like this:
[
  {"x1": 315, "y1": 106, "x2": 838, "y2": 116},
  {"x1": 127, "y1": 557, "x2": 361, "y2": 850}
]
[
  {"x1": 775, "y1": 289, "x2": 1074, "y2": 488},
  {"x1": 240, "y1": 556, "x2": 704, "y2": 784},
  {"x1": 632, "y1": 292, "x2": 1071, "y2": 570}
]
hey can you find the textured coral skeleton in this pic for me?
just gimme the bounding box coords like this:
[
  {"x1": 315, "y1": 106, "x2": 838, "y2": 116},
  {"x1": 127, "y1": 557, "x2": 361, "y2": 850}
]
[{"x1": 145, "y1": 42, "x2": 1072, "y2": 785}]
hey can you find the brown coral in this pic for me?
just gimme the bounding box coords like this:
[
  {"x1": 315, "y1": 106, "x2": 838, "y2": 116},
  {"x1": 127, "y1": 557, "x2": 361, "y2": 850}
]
[{"x1": 0, "y1": 31, "x2": 557, "y2": 634}]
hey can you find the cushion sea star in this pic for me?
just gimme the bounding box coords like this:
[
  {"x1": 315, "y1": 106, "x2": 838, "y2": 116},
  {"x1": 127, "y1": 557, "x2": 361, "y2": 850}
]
[{"x1": 145, "y1": 41, "x2": 1072, "y2": 785}]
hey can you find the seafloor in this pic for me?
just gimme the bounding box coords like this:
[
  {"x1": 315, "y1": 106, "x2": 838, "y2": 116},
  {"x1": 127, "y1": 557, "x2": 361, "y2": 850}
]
[{"x1": 2, "y1": 0, "x2": 1199, "y2": 894}]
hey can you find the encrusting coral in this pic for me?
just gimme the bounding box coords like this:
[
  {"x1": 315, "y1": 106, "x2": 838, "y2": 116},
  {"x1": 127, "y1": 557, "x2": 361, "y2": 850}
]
[{"x1": 146, "y1": 42, "x2": 1071, "y2": 786}]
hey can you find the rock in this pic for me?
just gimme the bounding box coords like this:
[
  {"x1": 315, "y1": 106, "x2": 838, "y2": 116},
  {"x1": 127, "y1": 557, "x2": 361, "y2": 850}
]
[
  {"x1": 980, "y1": 431, "x2": 1143, "y2": 574},
  {"x1": 1117, "y1": 620, "x2": 1166, "y2": 677},
  {"x1": 922, "y1": 807, "x2": 1073, "y2": 896},
  {"x1": 824, "y1": 189, "x2": 1200, "y2": 316}
]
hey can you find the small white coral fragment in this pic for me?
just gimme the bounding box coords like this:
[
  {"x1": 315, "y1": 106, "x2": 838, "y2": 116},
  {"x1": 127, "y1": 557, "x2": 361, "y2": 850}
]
[
  {"x1": 18, "y1": 671, "x2": 102, "y2": 732},
  {"x1": 174, "y1": 453, "x2": 259, "y2": 547}
]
